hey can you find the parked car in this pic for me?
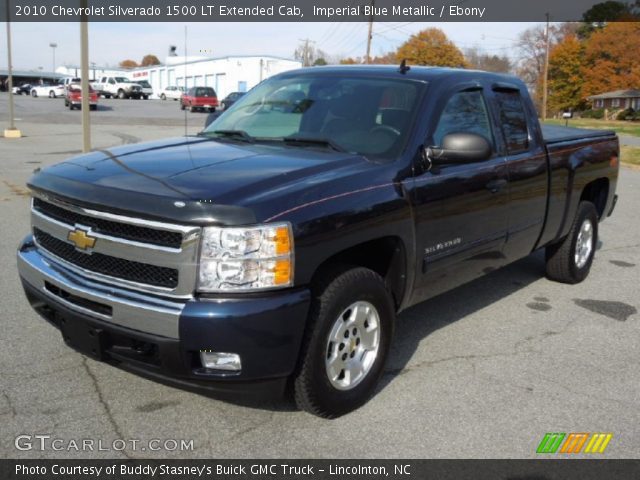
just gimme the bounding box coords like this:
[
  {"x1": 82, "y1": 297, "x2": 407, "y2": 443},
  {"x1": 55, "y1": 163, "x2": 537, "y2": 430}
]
[
  {"x1": 92, "y1": 76, "x2": 143, "y2": 99},
  {"x1": 31, "y1": 84, "x2": 65, "y2": 98},
  {"x1": 220, "y1": 91, "x2": 246, "y2": 110},
  {"x1": 64, "y1": 83, "x2": 98, "y2": 110},
  {"x1": 136, "y1": 80, "x2": 153, "y2": 100},
  {"x1": 17, "y1": 66, "x2": 619, "y2": 418},
  {"x1": 180, "y1": 86, "x2": 218, "y2": 112},
  {"x1": 12, "y1": 83, "x2": 32, "y2": 95},
  {"x1": 159, "y1": 85, "x2": 184, "y2": 100}
]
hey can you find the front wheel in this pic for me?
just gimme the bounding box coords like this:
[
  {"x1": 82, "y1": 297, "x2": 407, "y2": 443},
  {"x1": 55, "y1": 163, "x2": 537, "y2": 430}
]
[
  {"x1": 294, "y1": 266, "x2": 395, "y2": 418},
  {"x1": 31, "y1": 90, "x2": 37, "y2": 97},
  {"x1": 160, "y1": 94, "x2": 166, "y2": 100},
  {"x1": 49, "y1": 91, "x2": 56, "y2": 98},
  {"x1": 545, "y1": 201, "x2": 598, "y2": 284},
  {"x1": 117, "y1": 90, "x2": 126, "y2": 99}
]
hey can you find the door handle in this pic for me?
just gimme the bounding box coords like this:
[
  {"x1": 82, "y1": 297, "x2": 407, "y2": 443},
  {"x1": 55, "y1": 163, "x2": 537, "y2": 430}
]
[{"x1": 485, "y1": 179, "x2": 507, "y2": 193}]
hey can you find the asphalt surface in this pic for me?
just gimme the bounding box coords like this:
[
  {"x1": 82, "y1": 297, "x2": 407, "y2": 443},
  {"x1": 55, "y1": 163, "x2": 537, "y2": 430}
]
[{"x1": 1, "y1": 93, "x2": 639, "y2": 459}]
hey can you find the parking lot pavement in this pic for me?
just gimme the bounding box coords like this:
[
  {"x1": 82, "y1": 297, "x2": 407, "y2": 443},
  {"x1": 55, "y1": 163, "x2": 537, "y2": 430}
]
[{"x1": 1, "y1": 95, "x2": 639, "y2": 459}]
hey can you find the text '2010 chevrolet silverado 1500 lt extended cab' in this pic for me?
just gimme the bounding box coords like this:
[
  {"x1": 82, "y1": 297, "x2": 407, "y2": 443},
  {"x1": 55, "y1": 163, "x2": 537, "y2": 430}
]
[{"x1": 17, "y1": 66, "x2": 619, "y2": 418}]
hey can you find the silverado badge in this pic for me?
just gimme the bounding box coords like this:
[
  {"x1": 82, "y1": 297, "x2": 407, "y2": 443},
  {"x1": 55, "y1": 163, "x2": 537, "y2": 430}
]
[{"x1": 67, "y1": 228, "x2": 97, "y2": 251}]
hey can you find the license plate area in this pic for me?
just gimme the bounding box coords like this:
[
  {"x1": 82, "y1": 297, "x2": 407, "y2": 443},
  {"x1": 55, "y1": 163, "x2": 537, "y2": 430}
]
[{"x1": 60, "y1": 316, "x2": 107, "y2": 361}]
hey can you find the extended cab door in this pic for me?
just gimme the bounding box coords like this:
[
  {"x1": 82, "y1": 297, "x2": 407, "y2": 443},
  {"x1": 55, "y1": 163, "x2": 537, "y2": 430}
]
[
  {"x1": 489, "y1": 84, "x2": 548, "y2": 261},
  {"x1": 408, "y1": 83, "x2": 509, "y2": 304}
]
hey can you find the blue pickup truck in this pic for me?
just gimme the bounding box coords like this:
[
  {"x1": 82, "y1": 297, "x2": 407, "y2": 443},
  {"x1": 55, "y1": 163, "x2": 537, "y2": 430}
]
[{"x1": 17, "y1": 65, "x2": 619, "y2": 418}]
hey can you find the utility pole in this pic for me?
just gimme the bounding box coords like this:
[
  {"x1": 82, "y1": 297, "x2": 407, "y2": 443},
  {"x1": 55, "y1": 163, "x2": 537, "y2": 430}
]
[
  {"x1": 80, "y1": 0, "x2": 91, "y2": 152},
  {"x1": 365, "y1": 0, "x2": 375, "y2": 64},
  {"x1": 4, "y1": 0, "x2": 21, "y2": 138},
  {"x1": 541, "y1": 12, "x2": 550, "y2": 120},
  {"x1": 298, "y1": 38, "x2": 315, "y2": 66},
  {"x1": 49, "y1": 42, "x2": 57, "y2": 73}
]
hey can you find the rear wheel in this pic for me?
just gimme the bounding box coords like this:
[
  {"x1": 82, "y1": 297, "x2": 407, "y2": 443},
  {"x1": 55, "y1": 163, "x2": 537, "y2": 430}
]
[
  {"x1": 89, "y1": 104, "x2": 97, "y2": 111},
  {"x1": 161, "y1": 93, "x2": 166, "y2": 100},
  {"x1": 117, "y1": 90, "x2": 126, "y2": 99},
  {"x1": 31, "y1": 90, "x2": 37, "y2": 97},
  {"x1": 49, "y1": 91, "x2": 55, "y2": 98},
  {"x1": 294, "y1": 266, "x2": 394, "y2": 418},
  {"x1": 180, "y1": 103, "x2": 185, "y2": 111},
  {"x1": 545, "y1": 201, "x2": 598, "y2": 284}
]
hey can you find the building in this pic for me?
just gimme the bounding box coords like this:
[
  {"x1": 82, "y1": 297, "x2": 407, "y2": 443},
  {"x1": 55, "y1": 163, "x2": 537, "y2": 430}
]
[
  {"x1": 587, "y1": 89, "x2": 640, "y2": 110},
  {"x1": 0, "y1": 69, "x2": 64, "y2": 91},
  {"x1": 56, "y1": 55, "x2": 302, "y2": 98}
]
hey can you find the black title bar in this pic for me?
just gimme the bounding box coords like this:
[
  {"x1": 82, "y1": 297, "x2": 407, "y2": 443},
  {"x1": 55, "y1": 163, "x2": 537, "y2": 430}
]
[{"x1": 0, "y1": 0, "x2": 639, "y2": 22}]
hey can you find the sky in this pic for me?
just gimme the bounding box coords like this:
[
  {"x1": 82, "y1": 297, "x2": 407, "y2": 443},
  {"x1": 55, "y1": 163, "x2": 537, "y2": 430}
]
[{"x1": 1, "y1": 22, "x2": 540, "y2": 72}]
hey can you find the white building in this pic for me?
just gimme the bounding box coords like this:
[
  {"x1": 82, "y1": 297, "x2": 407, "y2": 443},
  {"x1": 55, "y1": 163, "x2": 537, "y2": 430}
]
[{"x1": 56, "y1": 55, "x2": 302, "y2": 99}]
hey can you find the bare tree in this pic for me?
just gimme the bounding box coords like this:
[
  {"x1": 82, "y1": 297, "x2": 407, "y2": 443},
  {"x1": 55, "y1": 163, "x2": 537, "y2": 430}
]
[{"x1": 464, "y1": 47, "x2": 512, "y2": 73}]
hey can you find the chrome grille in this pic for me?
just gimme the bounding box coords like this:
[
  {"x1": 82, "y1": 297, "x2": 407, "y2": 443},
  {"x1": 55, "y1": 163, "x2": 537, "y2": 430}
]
[
  {"x1": 33, "y1": 198, "x2": 183, "y2": 248},
  {"x1": 34, "y1": 228, "x2": 179, "y2": 288},
  {"x1": 30, "y1": 193, "x2": 200, "y2": 298}
]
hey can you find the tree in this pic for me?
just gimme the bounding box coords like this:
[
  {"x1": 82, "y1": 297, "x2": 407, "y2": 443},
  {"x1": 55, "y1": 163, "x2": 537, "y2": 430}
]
[
  {"x1": 581, "y1": 22, "x2": 640, "y2": 98},
  {"x1": 294, "y1": 41, "x2": 328, "y2": 67},
  {"x1": 339, "y1": 57, "x2": 360, "y2": 65},
  {"x1": 395, "y1": 28, "x2": 467, "y2": 68},
  {"x1": 370, "y1": 51, "x2": 397, "y2": 65},
  {"x1": 464, "y1": 47, "x2": 512, "y2": 73},
  {"x1": 119, "y1": 59, "x2": 138, "y2": 69},
  {"x1": 140, "y1": 54, "x2": 161, "y2": 66},
  {"x1": 548, "y1": 35, "x2": 586, "y2": 114},
  {"x1": 577, "y1": 1, "x2": 639, "y2": 38},
  {"x1": 515, "y1": 23, "x2": 576, "y2": 112}
]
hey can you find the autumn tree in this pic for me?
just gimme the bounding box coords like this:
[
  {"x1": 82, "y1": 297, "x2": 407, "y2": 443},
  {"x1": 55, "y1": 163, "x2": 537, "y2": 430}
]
[
  {"x1": 395, "y1": 28, "x2": 467, "y2": 68},
  {"x1": 581, "y1": 22, "x2": 640, "y2": 98},
  {"x1": 119, "y1": 59, "x2": 138, "y2": 69},
  {"x1": 548, "y1": 35, "x2": 586, "y2": 114},
  {"x1": 370, "y1": 51, "x2": 397, "y2": 64},
  {"x1": 515, "y1": 23, "x2": 576, "y2": 112},
  {"x1": 140, "y1": 54, "x2": 161, "y2": 66},
  {"x1": 464, "y1": 47, "x2": 512, "y2": 73}
]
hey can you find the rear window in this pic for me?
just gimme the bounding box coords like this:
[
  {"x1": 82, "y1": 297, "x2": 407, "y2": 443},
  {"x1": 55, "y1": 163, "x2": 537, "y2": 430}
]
[
  {"x1": 494, "y1": 90, "x2": 529, "y2": 153},
  {"x1": 195, "y1": 87, "x2": 216, "y2": 97}
]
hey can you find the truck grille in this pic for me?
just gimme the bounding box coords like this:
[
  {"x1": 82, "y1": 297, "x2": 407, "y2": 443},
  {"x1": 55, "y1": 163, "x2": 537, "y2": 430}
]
[
  {"x1": 33, "y1": 198, "x2": 182, "y2": 248},
  {"x1": 30, "y1": 195, "x2": 201, "y2": 296},
  {"x1": 34, "y1": 228, "x2": 179, "y2": 289}
]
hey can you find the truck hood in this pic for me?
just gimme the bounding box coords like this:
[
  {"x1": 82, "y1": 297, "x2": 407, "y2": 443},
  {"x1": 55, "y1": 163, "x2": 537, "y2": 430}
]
[{"x1": 29, "y1": 136, "x2": 367, "y2": 225}]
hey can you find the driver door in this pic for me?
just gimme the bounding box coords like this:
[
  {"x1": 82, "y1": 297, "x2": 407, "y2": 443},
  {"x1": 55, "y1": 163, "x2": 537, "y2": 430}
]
[{"x1": 408, "y1": 85, "x2": 509, "y2": 304}]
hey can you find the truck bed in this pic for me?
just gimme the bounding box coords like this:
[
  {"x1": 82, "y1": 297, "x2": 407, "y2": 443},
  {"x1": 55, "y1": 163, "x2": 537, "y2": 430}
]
[{"x1": 541, "y1": 124, "x2": 615, "y2": 144}]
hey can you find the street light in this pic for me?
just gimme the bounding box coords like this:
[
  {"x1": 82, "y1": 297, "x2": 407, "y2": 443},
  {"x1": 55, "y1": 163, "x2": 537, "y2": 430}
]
[{"x1": 49, "y1": 42, "x2": 57, "y2": 73}]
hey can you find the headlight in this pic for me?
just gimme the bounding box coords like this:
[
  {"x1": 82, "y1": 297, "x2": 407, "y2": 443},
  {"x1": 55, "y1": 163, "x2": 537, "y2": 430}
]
[{"x1": 197, "y1": 223, "x2": 293, "y2": 292}]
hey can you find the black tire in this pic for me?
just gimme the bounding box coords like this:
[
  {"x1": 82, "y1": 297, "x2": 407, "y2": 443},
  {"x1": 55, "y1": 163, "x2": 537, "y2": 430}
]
[
  {"x1": 189, "y1": 105, "x2": 195, "y2": 113},
  {"x1": 143, "y1": 95, "x2": 149, "y2": 100},
  {"x1": 31, "y1": 90, "x2": 37, "y2": 97},
  {"x1": 89, "y1": 104, "x2": 97, "y2": 111},
  {"x1": 49, "y1": 91, "x2": 55, "y2": 98},
  {"x1": 294, "y1": 266, "x2": 395, "y2": 418},
  {"x1": 161, "y1": 93, "x2": 166, "y2": 100},
  {"x1": 545, "y1": 201, "x2": 598, "y2": 284},
  {"x1": 117, "y1": 90, "x2": 126, "y2": 99},
  {"x1": 180, "y1": 103, "x2": 185, "y2": 111},
  {"x1": 69, "y1": 103, "x2": 74, "y2": 110},
  {"x1": 105, "y1": 94, "x2": 111, "y2": 99}
]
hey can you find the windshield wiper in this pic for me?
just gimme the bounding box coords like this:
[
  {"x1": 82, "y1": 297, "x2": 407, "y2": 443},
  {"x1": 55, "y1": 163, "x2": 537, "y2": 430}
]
[
  {"x1": 282, "y1": 135, "x2": 347, "y2": 153},
  {"x1": 202, "y1": 129, "x2": 255, "y2": 143}
]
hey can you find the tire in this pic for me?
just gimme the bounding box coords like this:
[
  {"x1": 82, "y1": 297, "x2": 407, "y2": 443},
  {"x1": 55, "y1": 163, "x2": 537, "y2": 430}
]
[
  {"x1": 143, "y1": 95, "x2": 149, "y2": 100},
  {"x1": 89, "y1": 105, "x2": 97, "y2": 111},
  {"x1": 69, "y1": 103, "x2": 74, "y2": 110},
  {"x1": 49, "y1": 91, "x2": 55, "y2": 98},
  {"x1": 189, "y1": 105, "x2": 195, "y2": 113},
  {"x1": 31, "y1": 90, "x2": 37, "y2": 97},
  {"x1": 545, "y1": 201, "x2": 598, "y2": 284},
  {"x1": 161, "y1": 94, "x2": 166, "y2": 100},
  {"x1": 105, "y1": 94, "x2": 111, "y2": 99},
  {"x1": 294, "y1": 266, "x2": 395, "y2": 418},
  {"x1": 180, "y1": 103, "x2": 185, "y2": 111},
  {"x1": 117, "y1": 90, "x2": 126, "y2": 99}
]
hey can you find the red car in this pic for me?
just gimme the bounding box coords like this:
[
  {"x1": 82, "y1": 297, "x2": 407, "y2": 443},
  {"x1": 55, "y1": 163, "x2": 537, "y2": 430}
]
[
  {"x1": 64, "y1": 84, "x2": 98, "y2": 111},
  {"x1": 180, "y1": 86, "x2": 219, "y2": 112}
]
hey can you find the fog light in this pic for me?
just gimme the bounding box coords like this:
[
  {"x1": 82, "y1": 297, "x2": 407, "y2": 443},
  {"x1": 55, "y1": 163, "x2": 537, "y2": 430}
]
[{"x1": 200, "y1": 351, "x2": 241, "y2": 371}]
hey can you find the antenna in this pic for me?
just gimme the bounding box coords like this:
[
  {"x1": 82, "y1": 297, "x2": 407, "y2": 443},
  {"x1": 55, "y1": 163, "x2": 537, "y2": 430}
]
[
  {"x1": 184, "y1": 26, "x2": 187, "y2": 137},
  {"x1": 399, "y1": 59, "x2": 410, "y2": 74}
]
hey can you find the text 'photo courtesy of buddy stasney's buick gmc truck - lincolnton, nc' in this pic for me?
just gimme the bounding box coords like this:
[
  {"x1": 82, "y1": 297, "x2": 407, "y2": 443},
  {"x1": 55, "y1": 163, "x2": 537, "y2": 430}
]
[{"x1": 17, "y1": 65, "x2": 619, "y2": 418}]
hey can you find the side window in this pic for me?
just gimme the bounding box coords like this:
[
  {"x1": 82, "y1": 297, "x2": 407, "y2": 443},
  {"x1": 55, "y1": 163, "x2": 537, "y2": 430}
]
[
  {"x1": 494, "y1": 90, "x2": 529, "y2": 153},
  {"x1": 433, "y1": 91, "x2": 493, "y2": 148}
]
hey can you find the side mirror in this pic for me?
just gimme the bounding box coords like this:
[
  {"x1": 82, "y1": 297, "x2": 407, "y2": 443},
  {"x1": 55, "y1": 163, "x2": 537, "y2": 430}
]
[{"x1": 428, "y1": 133, "x2": 492, "y2": 164}]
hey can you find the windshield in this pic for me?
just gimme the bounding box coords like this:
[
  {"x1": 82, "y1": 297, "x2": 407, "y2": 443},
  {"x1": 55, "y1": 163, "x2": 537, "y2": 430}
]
[
  {"x1": 114, "y1": 77, "x2": 130, "y2": 83},
  {"x1": 138, "y1": 81, "x2": 151, "y2": 87},
  {"x1": 204, "y1": 73, "x2": 425, "y2": 159}
]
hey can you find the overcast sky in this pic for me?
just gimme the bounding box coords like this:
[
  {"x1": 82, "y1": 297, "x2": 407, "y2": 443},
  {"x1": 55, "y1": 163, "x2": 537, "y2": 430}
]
[{"x1": 1, "y1": 22, "x2": 539, "y2": 72}]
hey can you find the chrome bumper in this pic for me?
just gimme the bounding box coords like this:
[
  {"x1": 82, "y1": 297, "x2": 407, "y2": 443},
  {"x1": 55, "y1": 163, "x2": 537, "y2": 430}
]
[{"x1": 17, "y1": 237, "x2": 185, "y2": 339}]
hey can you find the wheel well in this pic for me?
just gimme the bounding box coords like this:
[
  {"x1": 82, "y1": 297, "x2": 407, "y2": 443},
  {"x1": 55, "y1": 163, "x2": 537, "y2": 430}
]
[
  {"x1": 580, "y1": 178, "x2": 609, "y2": 219},
  {"x1": 311, "y1": 237, "x2": 407, "y2": 311}
]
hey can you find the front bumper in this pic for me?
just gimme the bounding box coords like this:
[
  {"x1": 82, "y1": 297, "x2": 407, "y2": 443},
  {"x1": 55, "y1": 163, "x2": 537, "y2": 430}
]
[{"x1": 17, "y1": 235, "x2": 311, "y2": 399}]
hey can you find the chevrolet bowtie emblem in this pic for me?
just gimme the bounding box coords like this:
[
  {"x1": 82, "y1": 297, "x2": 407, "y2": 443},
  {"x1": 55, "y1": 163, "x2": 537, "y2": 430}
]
[{"x1": 67, "y1": 228, "x2": 96, "y2": 251}]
